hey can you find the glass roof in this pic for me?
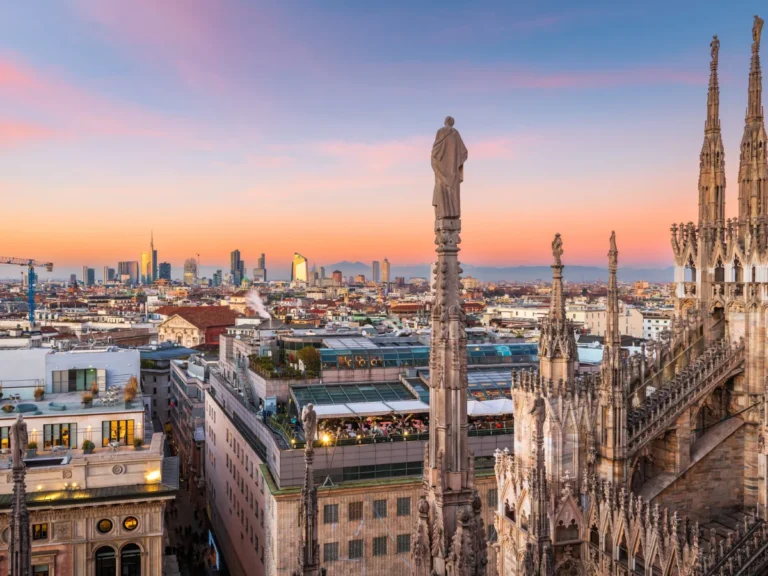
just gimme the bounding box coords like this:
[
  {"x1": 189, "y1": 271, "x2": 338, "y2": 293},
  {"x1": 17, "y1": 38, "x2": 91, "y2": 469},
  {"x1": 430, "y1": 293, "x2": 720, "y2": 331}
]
[
  {"x1": 292, "y1": 381, "x2": 417, "y2": 409},
  {"x1": 323, "y1": 337, "x2": 380, "y2": 350}
]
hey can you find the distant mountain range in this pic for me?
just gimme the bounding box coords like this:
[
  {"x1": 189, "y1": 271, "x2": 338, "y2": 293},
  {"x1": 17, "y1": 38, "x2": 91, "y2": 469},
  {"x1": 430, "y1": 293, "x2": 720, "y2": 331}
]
[{"x1": 319, "y1": 261, "x2": 675, "y2": 283}]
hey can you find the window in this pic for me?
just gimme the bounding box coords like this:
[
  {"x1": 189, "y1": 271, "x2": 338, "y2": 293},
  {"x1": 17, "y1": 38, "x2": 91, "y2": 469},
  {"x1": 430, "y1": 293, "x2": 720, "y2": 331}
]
[
  {"x1": 396, "y1": 497, "x2": 411, "y2": 517},
  {"x1": 323, "y1": 504, "x2": 339, "y2": 524},
  {"x1": 96, "y1": 519, "x2": 113, "y2": 534},
  {"x1": 349, "y1": 501, "x2": 363, "y2": 521},
  {"x1": 373, "y1": 536, "x2": 388, "y2": 556},
  {"x1": 373, "y1": 499, "x2": 387, "y2": 518},
  {"x1": 123, "y1": 517, "x2": 139, "y2": 531},
  {"x1": 121, "y1": 543, "x2": 142, "y2": 576},
  {"x1": 33, "y1": 567, "x2": 50, "y2": 576},
  {"x1": 487, "y1": 488, "x2": 498, "y2": 508},
  {"x1": 323, "y1": 542, "x2": 339, "y2": 562},
  {"x1": 43, "y1": 423, "x2": 77, "y2": 449},
  {"x1": 349, "y1": 539, "x2": 363, "y2": 559},
  {"x1": 488, "y1": 524, "x2": 498, "y2": 542},
  {"x1": 397, "y1": 533, "x2": 411, "y2": 554},
  {"x1": 101, "y1": 420, "x2": 135, "y2": 447},
  {"x1": 52, "y1": 368, "x2": 105, "y2": 393},
  {"x1": 94, "y1": 546, "x2": 116, "y2": 576},
  {"x1": 32, "y1": 523, "x2": 48, "y2": 540}
]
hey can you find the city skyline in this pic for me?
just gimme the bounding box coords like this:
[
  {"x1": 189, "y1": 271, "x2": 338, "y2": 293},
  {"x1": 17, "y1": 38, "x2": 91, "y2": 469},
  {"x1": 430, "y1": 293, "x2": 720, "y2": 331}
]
[{"x1": 1, "y1": 2, "x2": 766, "y2": 274}]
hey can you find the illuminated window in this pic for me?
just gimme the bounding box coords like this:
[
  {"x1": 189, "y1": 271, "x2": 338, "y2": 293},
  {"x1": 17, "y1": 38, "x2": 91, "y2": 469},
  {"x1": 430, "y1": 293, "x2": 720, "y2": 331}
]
[
  {"x1": 32, "y1": 523, "x2": 48, "y2": 540},
  {"x1": 123, "y1": 517, "x2": 139, "y2": 531},
  {"x1": 101, "y1": 420, "x2": 135, "y2": 447}
]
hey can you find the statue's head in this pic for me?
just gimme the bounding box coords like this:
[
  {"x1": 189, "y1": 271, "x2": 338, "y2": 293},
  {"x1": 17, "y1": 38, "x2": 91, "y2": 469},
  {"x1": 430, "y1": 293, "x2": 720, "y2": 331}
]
[
  {"x1": 17, "y1": 414, "x2": 23, "y2": 423},
  {"x1": 444, "y1": 116, "x2": 455, "y2": 127}
]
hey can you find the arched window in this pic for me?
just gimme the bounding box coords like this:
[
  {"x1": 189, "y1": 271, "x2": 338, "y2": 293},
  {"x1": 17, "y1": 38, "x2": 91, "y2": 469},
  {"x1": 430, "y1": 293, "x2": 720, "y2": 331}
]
[
  {"x1": 120, "y1": 543, "x2": 141, "y2": 576},
  {"x1": 94, "y1": 546, "x2": 116, "y2": 576},
  {"x1": 504, "y1": 502, "x2": 515, "y2": 522}
]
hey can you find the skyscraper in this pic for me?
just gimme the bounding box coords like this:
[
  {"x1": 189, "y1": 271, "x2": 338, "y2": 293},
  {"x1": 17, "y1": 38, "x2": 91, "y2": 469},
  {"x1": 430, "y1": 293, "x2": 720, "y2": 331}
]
[
  {"x1": 319, "y1": 266, "x2": 325, "y2": 279},
  {"x1": 103, "y1": 266, "x2": 115, "y2": 283},
  {"x1": 253, "y1": 252, "x2": 267, "y2": 282},
  {"x1": 381, "y1": 258, "x2": 391, "y2": 283},
  {"x1": 141, "y1": 251, "x2": 151, "y2": 284},
  {"x1": 371, "y1": 260, "x2": 380, "y2": 283},
  {"x1": 117, "y1": 261, "x2": 139, "y2": 286},
  {"x1": 82, "y1": 266, "x2": 95, "y2": 287},
  {"x1": 150, "y1": 231, "x2": 158, "y2": 281},
  {"x1": 331, "y1": 270, "x2": 343, "y2": 285},
  {"x1": 212, "y1": 270, "x2": 223, "y2": 287},
  {"x1": 158, "y1": 262, "x2": 171, "y2": 281},
  {"x1": 183, "y1": 258, "x2": 198, "y2": 285},
  {"x1": 291, "y1": 253, "x2": 308, "y2": 283},
  {"x1": 230, "y1": 249, "x2": 245, "y2": 286}
]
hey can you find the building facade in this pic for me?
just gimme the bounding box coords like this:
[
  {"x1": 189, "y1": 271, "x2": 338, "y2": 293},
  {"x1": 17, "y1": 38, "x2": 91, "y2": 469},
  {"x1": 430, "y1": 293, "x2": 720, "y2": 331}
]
[{"x1": 494, "y1": 22, "x2": 768, "y2": 574}]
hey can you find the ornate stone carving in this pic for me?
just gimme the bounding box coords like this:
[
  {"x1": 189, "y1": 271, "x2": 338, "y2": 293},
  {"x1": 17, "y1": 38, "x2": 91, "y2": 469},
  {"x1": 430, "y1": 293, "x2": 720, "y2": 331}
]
[
  {"x1": 54, "y1": 521, "x2": 71, "y2": 539},
  {"x1": 62, "y1": 470, "x2": 73, "y2": 479},
  {"x1": 112, "y1": 464, "x2": 125, "y2": 475}
]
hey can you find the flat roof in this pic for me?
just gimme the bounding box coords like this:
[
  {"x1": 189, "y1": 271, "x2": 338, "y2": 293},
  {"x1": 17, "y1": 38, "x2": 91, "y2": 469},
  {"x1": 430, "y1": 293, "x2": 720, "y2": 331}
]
[{"x1": 0, "y1": 482, "x2": 176, "y2": 509}]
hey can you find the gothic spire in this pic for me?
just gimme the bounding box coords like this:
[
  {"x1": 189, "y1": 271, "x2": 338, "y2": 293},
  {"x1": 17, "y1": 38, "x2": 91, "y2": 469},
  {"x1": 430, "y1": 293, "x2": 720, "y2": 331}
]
[
  {"x1": 738, "y1": 15, "x2": 768, "y2": 230},
  {"x1": 604, "y1": 231, "x2": 621, "y2": 348},
  {"x1": 706, "y1": 36, "x2": 721, "y2": 133},
  {"x1": 699, "y1": 35, "x2": 726, "y2": 229},
  {"x1": 538, "y1": 233, "x2": 577, "y2": 383},
  {"x1": 747, "y1": 16, "x2": 764, "y2": 122}
]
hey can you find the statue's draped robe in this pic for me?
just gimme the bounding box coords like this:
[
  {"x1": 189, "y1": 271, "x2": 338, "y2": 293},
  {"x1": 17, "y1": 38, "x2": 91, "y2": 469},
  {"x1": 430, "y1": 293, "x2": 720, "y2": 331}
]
[{"x1": 432, "y1": 127, "x2": 468, "y2": 219}]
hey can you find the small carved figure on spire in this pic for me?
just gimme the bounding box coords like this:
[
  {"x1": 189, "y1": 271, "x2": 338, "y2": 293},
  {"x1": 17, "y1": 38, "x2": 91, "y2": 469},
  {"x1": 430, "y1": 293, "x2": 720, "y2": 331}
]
[
  {"x1": 608, "y1": 231, "x2": 618, "y2": 270},
  {"x1": 711, "y1": 35, "x2": 719, "y2": 64},
  {"x1": 754, "y1": 15, "x2": 764, "y2": 46},
  {"x1": 552, "y1": 233, "x2": 563, "y2": 266}
]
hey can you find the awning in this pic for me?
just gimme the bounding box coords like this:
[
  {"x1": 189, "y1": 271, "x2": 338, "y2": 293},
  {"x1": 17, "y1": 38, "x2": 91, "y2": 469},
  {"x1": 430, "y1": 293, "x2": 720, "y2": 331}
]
[
  {"x1": 467, "y1": 401, "x2": 496, "y2": 416},
  {"x1": 314, "y1": 404, "x2": 355, "y2": 418},
  {"x1": 385, "y1": 400, "x2": 430, "y2": 414},
  {"x1": 467, "y1": 398, "x2": 515, "y2": 416},
  {"x1": 345, "y1": 401, "x2": 393, "y2": 416}
]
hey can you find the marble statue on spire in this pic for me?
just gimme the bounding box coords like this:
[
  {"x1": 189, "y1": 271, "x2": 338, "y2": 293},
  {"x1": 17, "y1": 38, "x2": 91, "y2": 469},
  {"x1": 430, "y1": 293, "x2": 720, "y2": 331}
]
[
  {"x1": 754, "y1": 14, "x2": 764, "y2": 45},
  {"x1": 551, "y1": 233, "x2": 563, "y2": 267},
  {"x1": 432, "y1": 116, "x2": 468, "y2": 220},
  {"x1": 413, "y1": 118, "x2": 486, "y2": 576}
]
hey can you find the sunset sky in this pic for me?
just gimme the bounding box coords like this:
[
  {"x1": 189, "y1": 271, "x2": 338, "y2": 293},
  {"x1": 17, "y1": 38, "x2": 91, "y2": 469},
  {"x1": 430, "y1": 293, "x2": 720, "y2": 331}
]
[{"x1": 0, "y1": 1, "x2": 765, "y2": 279}]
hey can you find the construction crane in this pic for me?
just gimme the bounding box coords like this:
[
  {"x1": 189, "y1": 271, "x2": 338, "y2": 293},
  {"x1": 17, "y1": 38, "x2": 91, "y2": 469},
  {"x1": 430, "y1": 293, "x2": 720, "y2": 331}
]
[{"x1": 0, "y1": 257, "x2": 54, "y2": 329}]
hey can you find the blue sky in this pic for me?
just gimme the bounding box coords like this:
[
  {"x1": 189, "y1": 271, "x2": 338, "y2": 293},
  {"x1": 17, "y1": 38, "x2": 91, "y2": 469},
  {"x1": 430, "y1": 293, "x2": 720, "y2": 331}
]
[{"x1": 0, "y1": 1, "x2": 765, "y2": 279}]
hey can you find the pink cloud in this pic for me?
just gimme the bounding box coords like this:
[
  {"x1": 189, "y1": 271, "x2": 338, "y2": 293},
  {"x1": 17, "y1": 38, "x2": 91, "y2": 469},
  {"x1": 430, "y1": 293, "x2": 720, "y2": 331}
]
[
  {"x1": 0, "y1": 121, "x2": 56, "y2": 147},
  {"x1": 73, "y1": 0, "x2": 309, "y2": 95},
  {"x1": 0, "y1": 54, "x2": 206, "y2": 145},
  {"x1": 309, "y1": 135, "x2": 532, "y2": 172}
]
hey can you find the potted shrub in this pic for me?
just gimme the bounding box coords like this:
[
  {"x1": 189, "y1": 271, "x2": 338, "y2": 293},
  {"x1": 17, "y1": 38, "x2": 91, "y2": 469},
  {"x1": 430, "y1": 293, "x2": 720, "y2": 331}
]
[
  {"x1": 33, "y1": 386, "x2": 45, "y2": 401},
  {"x1": 133, "y1": 438, "x2": 144, "y2": 450},
  {"x1": 81, "y1": 392, "x2": 93, "y2": 407},
  {"x1": 27, "y1": 441, "x2": 37, "y2": 459},
  {"x1": 90, "y1": 382, "x2": 99, "y2": 396},
  {"x1": 82, "y1": 440, "x2": 95, "y2": 454},
  {"x1": 2, "y1": 404, "x2": 14, "y2": 413},
  {"x1": 124, "y1": 377, "x2": 139, "y2": 407}
]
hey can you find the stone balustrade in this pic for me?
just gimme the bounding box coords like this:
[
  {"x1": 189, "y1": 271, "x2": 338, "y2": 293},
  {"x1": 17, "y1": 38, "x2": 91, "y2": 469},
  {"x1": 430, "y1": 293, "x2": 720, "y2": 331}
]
[{"x1": 626, "y1": 338, "x2": 744, "y2": 458}]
